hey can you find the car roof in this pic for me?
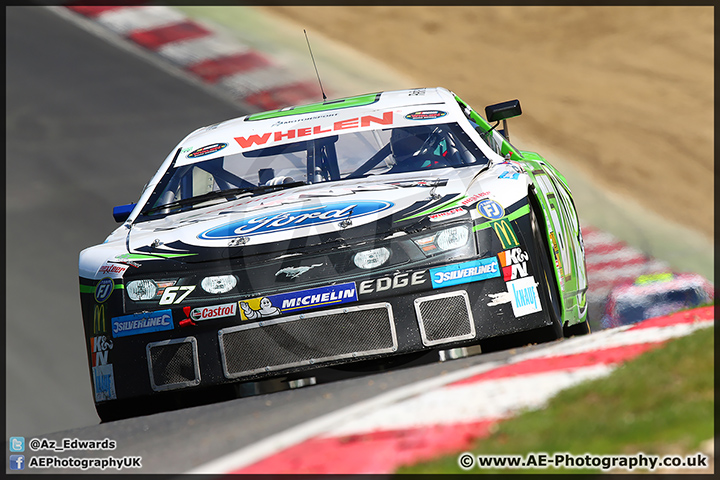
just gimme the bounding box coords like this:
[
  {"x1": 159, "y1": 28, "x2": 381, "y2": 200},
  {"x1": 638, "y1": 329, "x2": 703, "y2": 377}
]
[{"x1": 174, "y1": 87, "x2": 463, "y2": 166}]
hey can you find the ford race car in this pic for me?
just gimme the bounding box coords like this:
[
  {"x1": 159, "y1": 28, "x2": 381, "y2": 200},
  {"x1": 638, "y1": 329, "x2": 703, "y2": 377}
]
[{"x1": 79, "y1": 87, "x2": 589, "y2": 421}]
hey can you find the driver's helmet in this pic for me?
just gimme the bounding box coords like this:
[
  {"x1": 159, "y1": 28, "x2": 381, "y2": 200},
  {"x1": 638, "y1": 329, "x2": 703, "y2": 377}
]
[
  {"x1": 389, "y1": 126, "x2": 437, "y2": 162},
  {"x1": 389, "y1": 126, "x2": 451, "y2": 172}
]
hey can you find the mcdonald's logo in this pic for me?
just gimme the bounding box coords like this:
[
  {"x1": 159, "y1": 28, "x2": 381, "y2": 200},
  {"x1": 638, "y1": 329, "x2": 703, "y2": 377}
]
[
  {"x1": 491, "y1": 219, "x2": 519, "y2": 249},
  {"x1": 93, "y1": 304, "x2": 106, "y2": 334}
]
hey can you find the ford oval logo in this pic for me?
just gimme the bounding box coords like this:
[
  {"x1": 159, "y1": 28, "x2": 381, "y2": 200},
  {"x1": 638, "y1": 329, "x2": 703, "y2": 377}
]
[{"x1": 199, "y1": 201, "x2": 394, "y2": 239}]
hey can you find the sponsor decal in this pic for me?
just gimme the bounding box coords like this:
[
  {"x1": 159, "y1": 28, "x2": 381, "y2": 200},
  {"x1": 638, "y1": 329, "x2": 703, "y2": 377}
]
[
  {"x1": 93, "y1": 304, "x2": 106, "y2": 334},
  {"x1": 158, "y1": 285, "x2": 196, "y2": 305},
  {"x1": 498, "y1": 171, "x2": 520, "y2": 180},
  {"x1": 93, "y1": 364, "x2": 117, "y2": 402},
  {"x1": 548, "y1": 231, "x2": 564, "y2": 278},
  {"x1": 113, "y1": 255, "x2": 142, "y2": 268},
  {"x1": 490, "y1": 218, "x2": 520, "y2": 249},
  {"x1": 459, "y1": 192, "x2": 491, "y2": 206},
  {"x1": 97, "y1": 262, "x2": 129, "y2": 277},
  {"x1": 90, "y1": 335, "x2": 113, "y2": 367},
  {"x1": 499, "y1": 159, "x2": 524, "y2": 173},
  {"x1": 199, "y1": 201, "x2": 393, "y2": 239},
  {"x1": 235, "y1": 111, "x2": 393, "y2": 149},
  {"x1": 507, "y1": 276, "x2": 542, "y2": 317},
  {"x1": 187, "y1": 142, "x2": 227, "y2": 158},
  {"x1": 404, "y1": 110, "x2": 448, "y2": 120},
  {"x1": 498, "y1": 248, "x2": 530, "y2": 281},
  {"x1": 239, "y1": 282, "x2": 358, "y2": 320},
  {"x1": 111, "y1": 309, "x2": 173, "y2": 338},
  {"x1": 429, "y1": 207, "x2": 467, "y2": 222},
  {"x1": 270, "y1": 113, "x2": 338, "y2": 128},
  {"x1": 358, "y1": 270, "x2": 428, "y2": 296},
  {"x1": 275, "y1": 263, "x2": 324, "y2": 279},
  {"x1": 94, "y1": 278, "x2": 114, "y2": 303},
  {"x1": 477, "y1": 199, "x2": 505, "y2": 220},
  {"x1": 430, "y1": 257, "x2": 500, "y2": 289},
  {"x1": 190, "y1": 303, "x2": 237, "y2": 322}
]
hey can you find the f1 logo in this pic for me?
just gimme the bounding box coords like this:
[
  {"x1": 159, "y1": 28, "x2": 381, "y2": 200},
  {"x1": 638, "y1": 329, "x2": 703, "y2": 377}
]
[{"x1": 9, "y1": 455, "x2": 25, "y2": 470}]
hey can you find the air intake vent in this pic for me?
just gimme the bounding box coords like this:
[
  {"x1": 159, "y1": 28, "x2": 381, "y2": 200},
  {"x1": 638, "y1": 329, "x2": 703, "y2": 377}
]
[
  {"x1": 414, "y1": 291, "x2": 475, "y2": 346},
  {"x1": 219, "y1": 303, "x2": 396, "y2": 379},
  {"x1": 146, "y1": 337, "x2": 200, "y2": 391}
]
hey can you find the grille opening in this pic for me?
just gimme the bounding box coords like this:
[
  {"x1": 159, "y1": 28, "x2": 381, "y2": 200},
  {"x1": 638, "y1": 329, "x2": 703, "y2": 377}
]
[
  {"x1": 414, "y1": 291, "x2": 476, "y2": 346},
  {"x1": 147, "y1": 338, "x2": 200, "y2": 391},
  {"x1": 220, "y1": 303, "x2": 397, "y2": 379}
]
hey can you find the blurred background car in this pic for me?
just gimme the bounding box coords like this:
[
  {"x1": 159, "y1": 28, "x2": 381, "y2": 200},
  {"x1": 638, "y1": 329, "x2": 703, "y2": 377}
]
[{"x1": 600, "y1": 272, "x2": 713, "y2": 328}]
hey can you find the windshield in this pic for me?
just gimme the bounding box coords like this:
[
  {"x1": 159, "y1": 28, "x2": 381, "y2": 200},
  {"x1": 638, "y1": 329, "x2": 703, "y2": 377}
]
[{"x1": 140, "y1": 122, "x2": 489, "y2": 219}]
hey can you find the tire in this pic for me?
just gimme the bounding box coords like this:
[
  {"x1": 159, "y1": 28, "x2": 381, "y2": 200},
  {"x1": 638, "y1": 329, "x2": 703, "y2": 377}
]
[
  {"x1": 563, "y1": 319, "x2": 591, "y2": 337},
  {"x1": 529, "y1": 196, "x2": 564, "y2": 342}
]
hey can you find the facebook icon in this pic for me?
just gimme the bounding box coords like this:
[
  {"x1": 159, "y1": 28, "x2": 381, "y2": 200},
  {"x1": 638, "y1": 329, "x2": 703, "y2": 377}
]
[{"x1": 9, "y1": 455, "x2": 25, "y2": 470}]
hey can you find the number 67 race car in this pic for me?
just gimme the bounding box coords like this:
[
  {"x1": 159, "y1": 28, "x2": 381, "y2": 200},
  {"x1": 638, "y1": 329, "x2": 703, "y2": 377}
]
[{"x1": 80, "y1": 87, "x2": 589, "y2": 421}]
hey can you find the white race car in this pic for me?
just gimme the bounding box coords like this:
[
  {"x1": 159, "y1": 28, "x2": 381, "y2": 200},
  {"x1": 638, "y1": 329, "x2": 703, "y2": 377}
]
[{"x1": 80, "y1": 87, "x2": 589, "y2": 420}]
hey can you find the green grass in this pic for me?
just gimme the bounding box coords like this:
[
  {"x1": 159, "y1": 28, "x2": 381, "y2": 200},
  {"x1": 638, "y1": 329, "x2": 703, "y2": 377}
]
[{"x1": 399, "y1": 325, "x2": 714, "y2": 474}]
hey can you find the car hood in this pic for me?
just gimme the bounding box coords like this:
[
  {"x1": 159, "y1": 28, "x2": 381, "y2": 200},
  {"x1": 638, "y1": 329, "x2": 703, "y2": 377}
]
[{"x1": 121, "y1": 169, "x2": 485, "y2": 263}]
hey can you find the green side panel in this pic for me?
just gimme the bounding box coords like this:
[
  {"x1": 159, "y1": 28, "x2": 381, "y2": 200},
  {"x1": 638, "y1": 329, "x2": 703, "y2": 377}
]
[
  {"x1": 519, "y1": 150, "x2": 571, "y2": 193},
  {"x1": 518, "y1": 153, "x2": 588, "y2": 326},
  {"x1": 246, "y1": 93, "x2": 381, "y2": 121}
]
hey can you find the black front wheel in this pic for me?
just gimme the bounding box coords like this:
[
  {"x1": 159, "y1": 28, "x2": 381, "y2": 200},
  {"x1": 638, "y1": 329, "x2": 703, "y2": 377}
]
[{"x1": 529, "y1": 196, "x2": 564, "y2": 342}]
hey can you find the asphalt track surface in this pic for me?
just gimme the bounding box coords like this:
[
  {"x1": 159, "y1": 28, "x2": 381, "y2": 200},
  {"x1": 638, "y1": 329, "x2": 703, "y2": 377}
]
[
  {"x1": 6, "y1": 8, "x2": 544, "y2": 472},
  {"x1": 6, "y1": 6, "x2": 244, "y2": 438}
]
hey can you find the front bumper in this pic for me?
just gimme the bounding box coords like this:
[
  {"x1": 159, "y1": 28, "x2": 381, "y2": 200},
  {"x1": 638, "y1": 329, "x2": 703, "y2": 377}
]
[{"x1": 80, "y1": 207, "x2": 549, "y2": 404}]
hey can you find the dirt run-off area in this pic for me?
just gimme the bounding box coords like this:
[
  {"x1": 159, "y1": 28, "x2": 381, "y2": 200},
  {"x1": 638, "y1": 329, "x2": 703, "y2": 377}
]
[{"x1": 261, "y1": 6, "x2": 713, "y2": 241}]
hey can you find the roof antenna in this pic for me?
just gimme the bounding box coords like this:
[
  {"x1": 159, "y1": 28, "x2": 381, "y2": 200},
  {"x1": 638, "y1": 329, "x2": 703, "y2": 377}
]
[{"x1": 304, "y1": 29, "x2": 327, "y2": 102}]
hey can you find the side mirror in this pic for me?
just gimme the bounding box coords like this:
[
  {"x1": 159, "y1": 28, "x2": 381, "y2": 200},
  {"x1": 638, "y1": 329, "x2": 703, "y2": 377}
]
[
  {"x1": 485, "y1": 100, "x2": 522, "y2": 142},
  {"x1": 113, "y1": 203, "x2": 136, "y2": 223},
  {"x1": 485, "y1": 100, "x2": 522, "y2": 122}
]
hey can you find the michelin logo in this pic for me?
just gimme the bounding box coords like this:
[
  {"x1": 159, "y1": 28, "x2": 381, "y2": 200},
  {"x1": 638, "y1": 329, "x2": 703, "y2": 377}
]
[
  {"x1": 239, "y1": 283, "x2": 358, "y2": 320},
  {"x1": 430, "y1": 257, "x2": 500, "y2": 289},
  {"x1": 111, "y1": 309, "x2": 174, "y2": 337}
]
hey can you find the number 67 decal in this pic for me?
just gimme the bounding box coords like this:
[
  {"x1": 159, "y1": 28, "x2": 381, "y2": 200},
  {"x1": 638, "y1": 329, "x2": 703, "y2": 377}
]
[{"x1": 159, "y1": 285, "x2": 196, "y2": 305}]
